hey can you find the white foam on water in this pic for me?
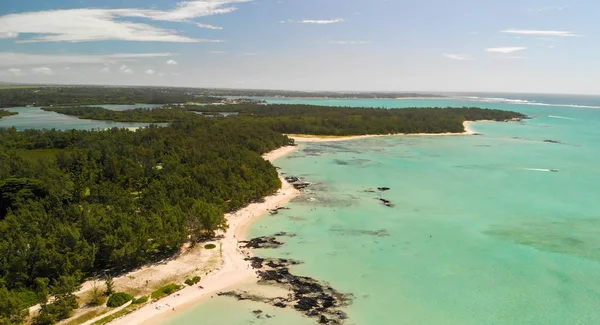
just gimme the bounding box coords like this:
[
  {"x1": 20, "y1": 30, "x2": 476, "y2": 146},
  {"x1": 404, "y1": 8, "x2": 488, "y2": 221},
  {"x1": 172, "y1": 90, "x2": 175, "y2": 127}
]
[
  {"x1": 548, "y1": 115, "x2": 576, "y2": 120},
  {"x1": 452, "y1": 96, "x2": 600, "y2": 109},
  {"x1": 522, "y1": 168, "x2": 559, "y2": 172}
]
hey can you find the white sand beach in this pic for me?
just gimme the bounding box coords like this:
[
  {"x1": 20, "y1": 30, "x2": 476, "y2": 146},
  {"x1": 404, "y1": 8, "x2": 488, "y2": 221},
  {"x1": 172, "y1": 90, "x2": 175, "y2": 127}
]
[{"x1": 290, "y1": 121, "x2": 476, "y2": 143}]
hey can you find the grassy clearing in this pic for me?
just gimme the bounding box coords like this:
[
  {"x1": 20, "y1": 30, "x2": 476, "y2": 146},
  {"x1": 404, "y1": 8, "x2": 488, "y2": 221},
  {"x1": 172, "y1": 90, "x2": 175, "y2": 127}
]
[
  {"x1": 150, "y1": 283, "x2": 182, "y2": 300},
  {"x1": 62, "y1": 309, "x2": 103, "y2": 325}
]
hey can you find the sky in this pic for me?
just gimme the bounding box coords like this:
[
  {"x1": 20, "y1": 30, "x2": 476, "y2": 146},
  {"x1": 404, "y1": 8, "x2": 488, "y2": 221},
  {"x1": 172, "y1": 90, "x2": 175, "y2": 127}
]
[{"x1": 0, "y1": 0, "x2": 598, "y2": 94}]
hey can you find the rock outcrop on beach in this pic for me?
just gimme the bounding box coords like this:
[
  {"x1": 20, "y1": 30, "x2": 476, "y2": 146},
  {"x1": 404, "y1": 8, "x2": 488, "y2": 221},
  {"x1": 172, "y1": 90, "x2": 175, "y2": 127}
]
[
  {"x1": 219, "y1": 256, "x2": 352, "y2": 324},
  {"x1": 270, "y1": 206, "x2": 290, "y2": 215},
  {"x1": 284, "y1": 175, "x2": 312, "y2": 190},
  {"x1": 222, "y1": 234, "x2": 353, "y2": 324},
  {"x1": 239, "y1": 236, "x2": 284, "y2": 249}
]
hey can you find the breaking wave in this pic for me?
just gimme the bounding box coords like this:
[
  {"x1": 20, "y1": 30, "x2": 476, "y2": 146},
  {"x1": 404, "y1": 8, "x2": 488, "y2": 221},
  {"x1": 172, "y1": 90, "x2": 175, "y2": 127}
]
[{"x1": 454, "y1": 96, "x2": 600, "y2": 109}]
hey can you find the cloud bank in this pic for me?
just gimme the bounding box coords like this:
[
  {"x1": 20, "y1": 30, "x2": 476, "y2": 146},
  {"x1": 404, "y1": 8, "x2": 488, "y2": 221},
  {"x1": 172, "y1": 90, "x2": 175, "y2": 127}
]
[{"x1": 0, "y1": 0, "x2": 248, "y2": 43}]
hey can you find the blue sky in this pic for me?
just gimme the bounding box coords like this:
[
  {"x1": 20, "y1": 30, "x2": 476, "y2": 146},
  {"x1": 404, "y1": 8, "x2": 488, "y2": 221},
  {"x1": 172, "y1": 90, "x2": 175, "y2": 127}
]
[{"x1": 0, "y1": 0, "x2": 597, "y2": 94}]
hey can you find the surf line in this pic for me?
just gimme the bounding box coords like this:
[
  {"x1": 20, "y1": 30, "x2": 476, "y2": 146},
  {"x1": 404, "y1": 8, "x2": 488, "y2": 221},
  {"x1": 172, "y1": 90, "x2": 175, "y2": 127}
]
[
  {"x1": 522, "y1": 168, "x2": 559, "y2": 172},
  {"x1": 548, "y1": 115, "x2": 576, "y2": 120}
]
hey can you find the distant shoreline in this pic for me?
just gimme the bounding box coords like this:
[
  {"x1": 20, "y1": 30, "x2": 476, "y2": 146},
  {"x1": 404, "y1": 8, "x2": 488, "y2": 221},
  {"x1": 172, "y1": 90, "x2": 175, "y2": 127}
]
[
  {"x1": 265, "y1": 96, "x2": 446, "y2": 101},
  {"x1": 289, "y1": 121, "x2": 476, "y2": 143}
]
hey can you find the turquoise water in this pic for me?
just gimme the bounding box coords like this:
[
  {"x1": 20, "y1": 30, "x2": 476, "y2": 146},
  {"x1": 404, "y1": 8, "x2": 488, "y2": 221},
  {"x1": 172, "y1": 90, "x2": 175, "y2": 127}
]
[
  {"x1": 164, "y1": 95, "x2": 600, "y2": 325},
  {"x1": 0, "y1": 105, "x2": 159, "y2": 130}
]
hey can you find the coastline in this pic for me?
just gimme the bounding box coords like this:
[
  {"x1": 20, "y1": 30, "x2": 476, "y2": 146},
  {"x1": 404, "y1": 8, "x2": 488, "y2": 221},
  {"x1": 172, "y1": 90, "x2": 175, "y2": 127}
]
[
  {"x1": 105, "y1": 145, "x2": 300, "y2": 325},
  {"x1": 290, "y1": 121, "x2": 476, "y2": 143},
  {"x1": 97, "y1": 123, "x2": 480, "y2": 325}
]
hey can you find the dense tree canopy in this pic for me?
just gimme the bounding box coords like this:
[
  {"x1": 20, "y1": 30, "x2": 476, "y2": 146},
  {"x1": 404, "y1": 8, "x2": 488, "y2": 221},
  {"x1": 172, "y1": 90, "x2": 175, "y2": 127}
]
[
  {"x1": 0, "y1": 118, "x2": 290, "y2": 323},
  {"x1": 191, "y1": 104, "x2": 526, "y2": 135},
  {"x1": 42, "y1": 106, "x2": 199, "y2": 123},
  {"x1": 0, "y1": 87, "x2": 222, "y2": 108}
]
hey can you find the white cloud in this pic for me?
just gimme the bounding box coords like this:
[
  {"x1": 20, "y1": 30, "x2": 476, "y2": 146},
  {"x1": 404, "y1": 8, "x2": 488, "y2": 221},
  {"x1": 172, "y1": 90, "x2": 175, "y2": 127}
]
[
  {"x1": 31, "y1": 67, "x2": 53, "y2": 75},
  {"x1": 195, "y1": 22, "x2": 223, "y2": 30},
  {"x1": 330, "y1": 41, "x2": 369, "y2": 45},
  {"x1": 0, "y1": 1, "x2": 248, "y2": 43},
  {"x1": 120, "y1": 65, "x2": 134, "y2": 74},
  {"x1": 208, "y1": 51, "x2": 227, "y2": 54},
  {"x1": 0, "y1": 52, "x2": 173, "y2": 67},
  {"x1": 442, "y1": 53, "x2": 470, "y2": 61},
  {"x1": 145, "y1": 69, "x2": 156, "y2": 75},
  {"x1": 166, "y1": 59, "x2": 178, "y2": 65},
  {"x1": 485, "y1": 47, "x2": 527, "y2": 54},
  {"x1": 99, "y1": 67, "x2": 111, "y2": 73},
  {"x1": 281, "y1": 19, "x2": 344, "y2": 24},
  {"x1": 7, "y1": 68, "x2": 23, "y2": 75},
  {"x1": 530, "y1": 6, "x2": 569, "y2": 12},
  {"x1": 501, "y1": 29, "x2": 579, "y2": 37}
]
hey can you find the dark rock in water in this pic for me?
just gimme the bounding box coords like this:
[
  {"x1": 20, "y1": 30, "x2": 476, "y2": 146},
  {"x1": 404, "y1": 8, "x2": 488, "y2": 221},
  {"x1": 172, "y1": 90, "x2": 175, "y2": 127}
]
[
  {"x1": 285, "y1": 176, "x2": 300, "y2": 183},
  {"x1": 320, "y1": 315, "x2": 330, "y2": 324},
  {"x1": 273, "y1": 231, "x2": 296, "y2": 237},
  {"x1": 240, "y1": 236, "x2": 283, "y2": 249},
  {"x1": 270, "y1": 207, "x2": 291, "y2": 215},
  {"x1": 274, "y1": 302, "x2": 287, "y2": 308},
  {"x1": 252, "y1": 310, "x2": 263, "y2": 314},
  {"x1": 543, "y1": 139, "x2": 562, "y2": 144},
  {"x1": 293, "y1": 182, "x2": 311, "y2": 190},
  {"x1": 377, "y1": 187, "x2": 391, "y2": 191},
  {"x1": 363, "y1": 189, "x2": 377, "y2": 193},
  {"x1": 265, "y1": 314, "x2": 273, "y2": 318},
  {"x1": 377, "y1": 198, "x2": 395, "y2": 207}
]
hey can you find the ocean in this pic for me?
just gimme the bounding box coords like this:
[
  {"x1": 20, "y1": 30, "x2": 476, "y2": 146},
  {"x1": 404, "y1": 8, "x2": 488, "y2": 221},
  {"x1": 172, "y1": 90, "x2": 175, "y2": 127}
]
[
  {"x1": 162, "y1": 94, "x2": 600, "y2": 325},
  {"x1": 3, "y1": 95, "x2": 600, "y2": 324}
]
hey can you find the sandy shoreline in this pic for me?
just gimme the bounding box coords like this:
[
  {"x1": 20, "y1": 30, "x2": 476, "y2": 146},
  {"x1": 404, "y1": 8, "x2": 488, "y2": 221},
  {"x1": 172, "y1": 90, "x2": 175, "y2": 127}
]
[
  {"x1": 107, "y1": 145, "x2": 300, "y2": 325},
  {"x1": 290, "y1": 121, "x2": 476, "y2": 143}
]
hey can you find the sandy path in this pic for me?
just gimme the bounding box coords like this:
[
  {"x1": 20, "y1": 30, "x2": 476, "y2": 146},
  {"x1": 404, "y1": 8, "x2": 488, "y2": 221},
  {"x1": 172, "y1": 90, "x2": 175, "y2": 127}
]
[
  {"x1": 107, "y1": 145, "x2": 300, "y2": 325},
  {"x1": 290, "y1": 121, "x2": 476, "y2": 143}
]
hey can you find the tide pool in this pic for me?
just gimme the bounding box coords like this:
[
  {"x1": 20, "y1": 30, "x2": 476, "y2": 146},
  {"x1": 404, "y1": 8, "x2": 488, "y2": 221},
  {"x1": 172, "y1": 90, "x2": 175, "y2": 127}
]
[{"x1": 164, "y1": 96, "x2": 600, "y2": 325}]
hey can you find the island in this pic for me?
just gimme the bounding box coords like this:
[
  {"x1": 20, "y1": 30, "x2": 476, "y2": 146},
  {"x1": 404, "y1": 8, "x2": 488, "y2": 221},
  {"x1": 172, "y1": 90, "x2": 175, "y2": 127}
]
[{"x1": 0, "y1": 98, "x2": 525, "y2": 325}]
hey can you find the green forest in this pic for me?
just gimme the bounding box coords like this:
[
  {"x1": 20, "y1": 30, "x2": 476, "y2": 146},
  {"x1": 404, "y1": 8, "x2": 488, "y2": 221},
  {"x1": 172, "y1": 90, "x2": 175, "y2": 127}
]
[
  {"x1": 42, "y1": 106, "x2": 199, "y2": 123},
  {"x1": 43, "y1": 104, "x2": 526, "y2": 135},
  {"x1": 191, "y1": 104, "x2": 526, "y2": 135},
  {"x1": 0, "y1": 109, "x2": 17, "y2": 119},
  {"x1": 0, "y1": 119, "x2": 291, "y2": 324},
  {"x1": 0, "y1": 87, "x2": 222, "y2": 108}
]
